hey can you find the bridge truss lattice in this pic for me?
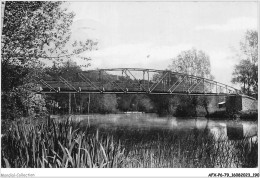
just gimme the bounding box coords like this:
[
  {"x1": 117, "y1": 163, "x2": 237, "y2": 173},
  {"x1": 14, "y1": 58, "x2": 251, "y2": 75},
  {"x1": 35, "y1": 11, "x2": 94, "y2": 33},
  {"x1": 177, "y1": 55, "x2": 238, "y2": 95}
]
[{"x1": 37, "y1": 68, "x2": 242, "y2": 96}]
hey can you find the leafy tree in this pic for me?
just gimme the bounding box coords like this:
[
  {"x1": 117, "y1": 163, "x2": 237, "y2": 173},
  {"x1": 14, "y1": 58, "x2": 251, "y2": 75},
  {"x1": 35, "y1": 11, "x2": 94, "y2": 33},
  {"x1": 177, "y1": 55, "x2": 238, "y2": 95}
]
[
  {"x1": 240, "y1": 30, "x2": 258, "y2": 64},
  {"x1": 44, "y1": 60, "x2": 82, "y2": 81},
  {"x1": 85, "y1": 94, "x2": 117, "y2": 114},
  {"x1": 197, "y1": 95, "x2": 211, "y2": 116},
  {"x1": 175, "y1": 96, "x2": 198, "y2": 117},
  {"x1": 136, "y1": 95, "x2": 154, "y2": 112},
  {"x1": 232, "y1": 30, "x2": 258, "y2": 96},
  {"x1": 2, "y1": 2, "x2": 73, "y2": 69},
  {"x1": 101, "y1": 94, "x2": 118, "y2": 113},
  {"x1": 1, "y1": 82, "x2": 46, "y2": 119},
  {"x1": 168, "y1": 48, "x2": 214, "y2": 116},
  {"x1": 169, "y1": 48, "x2": 214, "y2": 79},
  {"x1": 1, "y1": 2, "x2": 96, "y2": 119},
  {"x1": 117, "y1": 94, "x2": 154, "y2": 112},
  {"x1": 149, "y1": 95, "x2": 173, "y2": 115},
  {"x1": 2, "y1": 1, "x2": 95, "y2": 86},
  {"x1": 232, "y1": 60, "x2": 254, "y2": 95},
  {"x1": 117, "y1": 94, "x2": 134, "y2": 112}
]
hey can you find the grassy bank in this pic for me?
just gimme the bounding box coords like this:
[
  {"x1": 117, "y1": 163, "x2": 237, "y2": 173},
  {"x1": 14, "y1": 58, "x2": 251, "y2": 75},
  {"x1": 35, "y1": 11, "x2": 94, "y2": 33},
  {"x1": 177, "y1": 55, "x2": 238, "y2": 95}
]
[{"x1": 1, "y1": 116, "x2": 258, "y2": 168}]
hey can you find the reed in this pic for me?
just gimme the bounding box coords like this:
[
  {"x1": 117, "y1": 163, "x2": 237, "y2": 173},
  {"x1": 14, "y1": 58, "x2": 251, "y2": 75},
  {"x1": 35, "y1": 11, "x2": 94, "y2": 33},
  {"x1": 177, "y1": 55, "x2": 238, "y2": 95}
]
[
  {"x1": 121, "y1": 137, "x2": 258, "y2": 168},
  {"x1": 1, "y1": 117, "x2": 257, "y2": 168},
  {"x1": 1, "y1": 118, "x2": 124, "y2": 168}
]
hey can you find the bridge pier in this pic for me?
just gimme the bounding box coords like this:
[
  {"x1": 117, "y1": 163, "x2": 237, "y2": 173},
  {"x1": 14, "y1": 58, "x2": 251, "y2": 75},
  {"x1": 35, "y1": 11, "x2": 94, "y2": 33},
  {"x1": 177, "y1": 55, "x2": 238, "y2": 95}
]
[
  {"x1": 69, "y1": 93, "x2": 71, "y2": 114},
  {"x1": 226, "y1": 95, "x2": 258, "y2": 112}
]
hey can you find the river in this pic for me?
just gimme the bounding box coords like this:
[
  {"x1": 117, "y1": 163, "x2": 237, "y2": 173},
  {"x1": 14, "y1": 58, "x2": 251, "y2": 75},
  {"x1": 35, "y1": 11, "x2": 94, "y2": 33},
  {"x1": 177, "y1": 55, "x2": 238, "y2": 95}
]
[
  {"x1": 52, "y1": 113, "x2": 258, "y2": 167},
  {"x1": 65, "y1": 113, "x2": 257, "y2": 141}
]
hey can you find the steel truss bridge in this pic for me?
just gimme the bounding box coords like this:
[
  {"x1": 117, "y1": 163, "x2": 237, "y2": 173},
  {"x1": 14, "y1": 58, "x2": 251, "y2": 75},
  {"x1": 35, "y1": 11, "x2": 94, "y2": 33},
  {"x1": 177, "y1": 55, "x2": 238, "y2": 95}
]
[{"x1": 36, "y1": 68, "x2": 242, "y2": 96}]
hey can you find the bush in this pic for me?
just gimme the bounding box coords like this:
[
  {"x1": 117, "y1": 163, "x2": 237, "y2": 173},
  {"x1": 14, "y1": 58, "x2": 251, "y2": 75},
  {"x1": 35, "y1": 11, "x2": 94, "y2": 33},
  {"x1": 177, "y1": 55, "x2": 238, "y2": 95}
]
[
  {"x1": 206, "y1": 111, "x2": 229, "y2": 119},
  {"x1": 239, "y1": 111, "x2": 258, "y2": 121}
]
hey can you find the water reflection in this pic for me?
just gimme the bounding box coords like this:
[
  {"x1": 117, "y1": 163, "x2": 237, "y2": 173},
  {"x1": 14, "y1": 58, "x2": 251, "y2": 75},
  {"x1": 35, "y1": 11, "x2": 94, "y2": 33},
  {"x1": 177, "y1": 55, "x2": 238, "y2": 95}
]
[
  {"x1": 58, "y1": 114, "x2": 258, "y2": 168},
  {"x1": 227, "y1": 122, "x2": 243, "y2": 140},
  {"x1": 72, "y1": 113, "x2": 258, "y2": 141}
]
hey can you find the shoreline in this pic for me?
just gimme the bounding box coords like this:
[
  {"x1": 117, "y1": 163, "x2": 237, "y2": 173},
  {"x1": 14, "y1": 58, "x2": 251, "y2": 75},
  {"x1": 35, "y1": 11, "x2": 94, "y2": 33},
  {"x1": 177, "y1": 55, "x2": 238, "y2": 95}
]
[
  {"x1": 48, "y1": 110, "x2": 258, "y2": 121},
  {"x1": 206, "y1": 110, "x2": 258, "y2": 121}
]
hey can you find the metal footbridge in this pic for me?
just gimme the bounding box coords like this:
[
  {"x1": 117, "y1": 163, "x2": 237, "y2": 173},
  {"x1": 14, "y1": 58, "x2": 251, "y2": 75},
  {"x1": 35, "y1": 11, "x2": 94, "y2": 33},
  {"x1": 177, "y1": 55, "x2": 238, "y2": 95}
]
[{"x1": 36, "y1": 68, "x2": 242, "y2": 96}]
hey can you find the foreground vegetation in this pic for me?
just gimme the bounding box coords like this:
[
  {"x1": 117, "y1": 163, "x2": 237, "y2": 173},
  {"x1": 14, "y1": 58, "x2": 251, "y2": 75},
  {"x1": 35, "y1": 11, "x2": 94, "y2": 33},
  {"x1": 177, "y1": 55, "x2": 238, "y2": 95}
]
[{"x1": 1, "y1": 116, "x2": 257, "y2": 168}]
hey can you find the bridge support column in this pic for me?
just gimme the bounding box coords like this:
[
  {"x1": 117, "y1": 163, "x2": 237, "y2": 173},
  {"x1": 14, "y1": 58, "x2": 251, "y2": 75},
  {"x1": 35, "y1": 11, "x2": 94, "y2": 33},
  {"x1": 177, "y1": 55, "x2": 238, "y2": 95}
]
[
  {"x1": 226, "y1": 95, "x2": 258, "y2": 112},
  {"x1": 69, "y1": 93, "x2": 71, "y2": 114},
  {"x1": 147, "y1": 71, "x2": 149, "y2": 91},
  {"x1": 80, "y1": 93, "x2": 82, "y2": 114}
]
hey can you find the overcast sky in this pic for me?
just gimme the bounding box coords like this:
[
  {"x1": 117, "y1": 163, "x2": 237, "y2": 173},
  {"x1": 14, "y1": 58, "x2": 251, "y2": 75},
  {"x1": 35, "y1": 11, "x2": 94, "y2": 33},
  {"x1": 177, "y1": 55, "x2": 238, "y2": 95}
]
[{"x1": 66, "y1": 1, "x2": 258, "y2": 86}]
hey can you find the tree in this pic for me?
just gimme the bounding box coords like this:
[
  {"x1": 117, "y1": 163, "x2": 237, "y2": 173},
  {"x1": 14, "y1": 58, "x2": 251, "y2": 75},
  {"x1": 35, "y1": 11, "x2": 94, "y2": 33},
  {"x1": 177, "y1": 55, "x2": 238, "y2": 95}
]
[
  {"x1": 117, "y1": 94, "x2": 134, "y2": 112},
  {"x1": 1, "y1": 2, "x2": 96, "y2": 119},
  {"x1": 1, "y1": 2, "x2": 71, "y2": 119},
  {"x1": 175, "y1": 95, "x2": 198, "y2": 117},
  {"x1": 240, "y1": 30, "x2": 258, "y2": 64},
  {"x1": 149, "y1": 95, "x2": 174, "y2": 115},
  {"x1": 86, "y1": 94, "x2": 117, "y2": 114},
  {"x1": 101, "y1": 94, "x2": 118, "y2": 113},
  {"x1": 44, "y1": 60, "x2": 82, "y2": 81},
  {"x1": 2, "y1": 2, "x2": 95, "y2": 86},
  {"x1": 197, "y1": 95, "x2": 211, "y2": 116},
  {"x1": 2, "y1": 2, "x2": 73, "y2": 68},
  {"x1": 136, "y1": 95, "x2": 154, "y2": 112},
  {"x1": 169, "y1": 48, "x2": 214, "y2": 79},
  {"x1": 43, "y1": 60, "x2": 83, "y2": 115},
  {"x1": 232, "y1": 60, "x2": 254, "y2": 95},
  {"x1": 168, "y1": 48, "x2": 214, "y2": 117},
  {"x1": 232, "y1": 30, "x2": 258, "y2": 96}
]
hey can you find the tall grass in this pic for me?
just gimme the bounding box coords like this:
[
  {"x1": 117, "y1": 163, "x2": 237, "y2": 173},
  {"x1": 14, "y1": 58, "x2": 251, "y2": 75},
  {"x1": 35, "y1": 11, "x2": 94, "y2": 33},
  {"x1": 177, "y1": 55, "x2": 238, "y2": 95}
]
[
  {"x1": 1, "y1": 117, "x2": 258, "y2": 168},
  {"x1": 112, "y1": 128, "x2": 258, "y2": 168},
  {"x1": 1, "y1": 118, "x2": 124, "y2": 168}
]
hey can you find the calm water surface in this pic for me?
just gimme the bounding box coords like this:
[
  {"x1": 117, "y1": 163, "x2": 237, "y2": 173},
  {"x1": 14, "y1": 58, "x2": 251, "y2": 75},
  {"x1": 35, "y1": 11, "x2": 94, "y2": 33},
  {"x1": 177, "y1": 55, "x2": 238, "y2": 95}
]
[
  {"x1": 52, "y1": 113, "x2": 258, "y2": 167},
  {"x1": 67, "y1": 113, "x2": 258, "y2": 141}
]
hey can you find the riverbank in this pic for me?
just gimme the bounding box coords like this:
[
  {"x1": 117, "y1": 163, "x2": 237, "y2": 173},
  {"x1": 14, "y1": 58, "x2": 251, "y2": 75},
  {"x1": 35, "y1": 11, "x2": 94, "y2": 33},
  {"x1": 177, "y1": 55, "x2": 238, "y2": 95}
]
[{"x1": 206, "y1": 110, "x2": 258, "y2": 121}]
